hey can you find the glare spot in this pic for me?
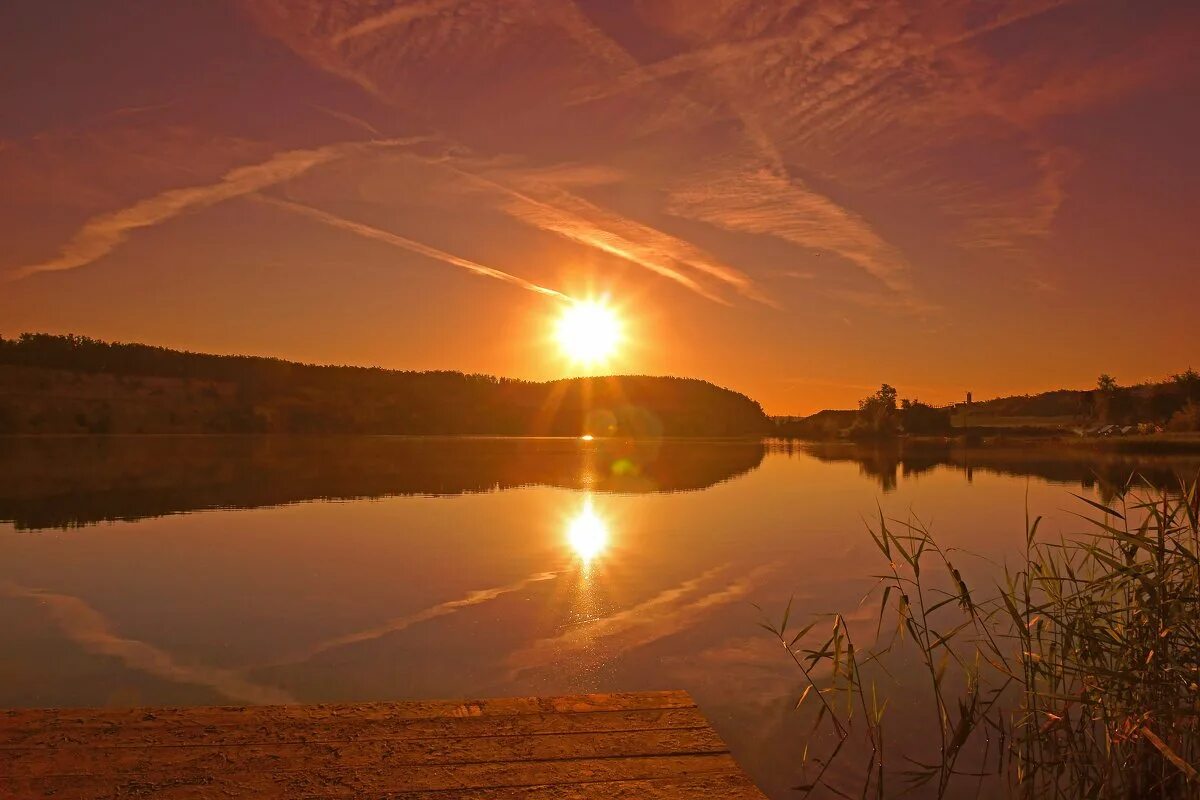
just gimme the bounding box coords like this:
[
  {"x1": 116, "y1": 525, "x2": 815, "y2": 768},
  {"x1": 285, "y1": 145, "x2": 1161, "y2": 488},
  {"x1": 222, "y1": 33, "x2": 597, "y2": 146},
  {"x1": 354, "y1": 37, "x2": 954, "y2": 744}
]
[{"x1": 566, "y1": 497, "x2": 608, "y2": 564}]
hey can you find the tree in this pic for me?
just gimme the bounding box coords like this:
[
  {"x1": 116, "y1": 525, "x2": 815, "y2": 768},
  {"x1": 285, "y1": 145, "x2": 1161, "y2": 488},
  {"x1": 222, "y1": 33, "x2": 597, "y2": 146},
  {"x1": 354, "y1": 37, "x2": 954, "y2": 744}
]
[
  {"x1": 1173, "y1": 368, "x2": 1200, "y2": 403},
  {"x1": 899, "y1": 398, "x2": 951, "y2": 434},
  {"x1": 852, "y1": 384, "x2": 899, "y2": 437},
  {"x1": 1093, "y1": 374, "x2": 1126, "y2": 423},
  {"x1": 1167, "y1": 400, "x2": 1200, "y2": 432}
]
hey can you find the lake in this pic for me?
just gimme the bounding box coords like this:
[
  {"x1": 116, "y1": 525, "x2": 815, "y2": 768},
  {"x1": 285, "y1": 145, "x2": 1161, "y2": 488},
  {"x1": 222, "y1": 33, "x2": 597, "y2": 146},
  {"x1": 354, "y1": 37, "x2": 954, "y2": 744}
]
[{"x1": 2, "y1": 436, "x2": 1198, "y2": 798}]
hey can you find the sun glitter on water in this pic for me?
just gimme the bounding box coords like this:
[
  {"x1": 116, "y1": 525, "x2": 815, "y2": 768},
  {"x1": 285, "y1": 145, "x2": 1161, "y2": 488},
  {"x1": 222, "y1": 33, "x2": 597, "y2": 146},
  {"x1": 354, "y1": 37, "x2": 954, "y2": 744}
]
[
  {"x1": 565, "y1": 497, "x2": 609, "y2": 564},
  {"x1": 555, "y1": 299, "x2": 621, "y2": 366}
]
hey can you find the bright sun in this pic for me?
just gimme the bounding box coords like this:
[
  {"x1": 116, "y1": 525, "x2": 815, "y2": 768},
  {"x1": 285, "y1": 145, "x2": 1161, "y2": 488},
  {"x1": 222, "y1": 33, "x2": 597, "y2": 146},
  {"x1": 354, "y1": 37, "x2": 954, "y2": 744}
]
[{"x1": 555, "y1": 299, "x2": 621, "y2": 365}]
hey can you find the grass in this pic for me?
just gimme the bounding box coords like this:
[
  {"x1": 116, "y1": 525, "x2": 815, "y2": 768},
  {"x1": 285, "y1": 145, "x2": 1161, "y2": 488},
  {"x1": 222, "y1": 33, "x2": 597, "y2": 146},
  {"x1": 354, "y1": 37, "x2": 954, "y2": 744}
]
[
  {"x1": 762, "y1": 475, "x2": 1200, "y2": 798},
  {"x1": 949, "y1": 413, "x2": 1077, "y2": 429}
]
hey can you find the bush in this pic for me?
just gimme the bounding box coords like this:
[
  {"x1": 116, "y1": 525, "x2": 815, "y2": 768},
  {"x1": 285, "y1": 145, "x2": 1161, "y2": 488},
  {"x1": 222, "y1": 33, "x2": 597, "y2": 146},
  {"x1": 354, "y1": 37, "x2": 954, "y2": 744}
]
[{"x1": 1167, "y1": 400, "x2": 1200, "y2": 432}]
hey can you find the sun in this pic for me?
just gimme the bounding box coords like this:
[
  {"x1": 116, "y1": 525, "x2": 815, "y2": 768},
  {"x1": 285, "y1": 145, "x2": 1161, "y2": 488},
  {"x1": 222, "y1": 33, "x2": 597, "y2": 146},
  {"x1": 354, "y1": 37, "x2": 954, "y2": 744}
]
[{"x1": 555, "y1": 299, "x2": 621, "y2": 365}]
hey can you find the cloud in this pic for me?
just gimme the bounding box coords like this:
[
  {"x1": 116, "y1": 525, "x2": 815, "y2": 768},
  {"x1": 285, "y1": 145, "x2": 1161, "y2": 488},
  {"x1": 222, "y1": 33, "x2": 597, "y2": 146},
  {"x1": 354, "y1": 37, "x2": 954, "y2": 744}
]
[
  {"x1": 6, "y1": 137, "x2": 425, "y2": 281},
  {"x1": 331, "y1": 0, "x2": 467, "y2": 45},
  {"x1": 611, "y1": 0, "x2": 1181, "y2": 271},
  {"x1": 257, "y1": 195, "x2": 569, "y2": 299},
  {"x1": 269, "y1": 570, "x2": 560, "y2": 667},
  {"x1": 566, "y1": 36, "x2": 793, "y2": 108},
  {"x1": 311, "y1": 104, "x2": 383, "y2": 136},
  {"x1": 189, "y1": 1, "x2": 1200, "y2": 323},
  {"x1": 2, "y1": 583, "x2": 294, "y2": 704},
  {"x1": 439, "y1": 158, "x2": 771, "y2": 305},
  {"x1": 505, "y1": 564, "x2": 773, "y2": 678},
  {"x1": 668, "y1": 164, "x2": 917, "y2": 297}
]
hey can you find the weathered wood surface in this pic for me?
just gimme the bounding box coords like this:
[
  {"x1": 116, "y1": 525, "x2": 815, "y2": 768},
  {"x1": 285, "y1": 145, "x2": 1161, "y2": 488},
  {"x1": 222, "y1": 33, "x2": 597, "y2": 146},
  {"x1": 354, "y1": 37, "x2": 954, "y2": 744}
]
[{"x1": 0, "y1": 690, "x2": 767, "y2": 799}]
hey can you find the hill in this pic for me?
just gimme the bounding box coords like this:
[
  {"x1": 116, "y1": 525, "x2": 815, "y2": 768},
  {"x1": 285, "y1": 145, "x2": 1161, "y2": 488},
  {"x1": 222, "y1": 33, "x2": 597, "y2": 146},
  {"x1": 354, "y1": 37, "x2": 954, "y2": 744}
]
[{"x1": 0, "y1": 333, "x2": 771, "y2": 438}]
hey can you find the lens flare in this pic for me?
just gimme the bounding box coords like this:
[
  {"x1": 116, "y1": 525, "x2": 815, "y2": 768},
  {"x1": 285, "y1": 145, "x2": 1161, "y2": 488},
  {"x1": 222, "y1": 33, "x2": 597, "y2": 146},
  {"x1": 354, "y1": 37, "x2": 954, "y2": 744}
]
[
  {"x1": 556, "y1": 299, "x2": 621, "y2": 365},
  {"x1": 566, "y1": 497, "x2": 609, "y2": 563}
]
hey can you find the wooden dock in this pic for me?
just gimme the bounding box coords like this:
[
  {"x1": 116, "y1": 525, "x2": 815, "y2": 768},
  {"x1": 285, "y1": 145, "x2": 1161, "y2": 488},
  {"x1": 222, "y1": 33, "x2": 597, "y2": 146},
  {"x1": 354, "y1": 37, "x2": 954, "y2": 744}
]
[{"x1": 1, "y1": 690, "x2": 767, "y2": 799}]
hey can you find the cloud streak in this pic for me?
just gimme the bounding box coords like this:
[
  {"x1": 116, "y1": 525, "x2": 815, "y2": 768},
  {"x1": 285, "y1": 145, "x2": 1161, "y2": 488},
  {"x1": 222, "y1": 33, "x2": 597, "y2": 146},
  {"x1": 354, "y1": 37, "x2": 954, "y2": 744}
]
[
  {"x1": 668, "y1": 164, "x2": 917, "y2": 297},
  {"x1": 258, "y1": 195, "x2": 569, "y2": 299},
  {"x1": 505, "y1": 564, "x2": 773, "y2": 678},
  {"x1": 6, "y1": 137, "x2": 424, "y2": 281},
  {"x1": 438, "y1": 158, "x2": 771, "y2": 306},
  {"x1": 2, "y1": 583, "x2": 294, "y2": 705},
  {"x1": 331, "y1": 0, "x2": 466, "y2": 45},
  {"x1": 269, "y1": 571, "x2": 560, "y2": 667}
]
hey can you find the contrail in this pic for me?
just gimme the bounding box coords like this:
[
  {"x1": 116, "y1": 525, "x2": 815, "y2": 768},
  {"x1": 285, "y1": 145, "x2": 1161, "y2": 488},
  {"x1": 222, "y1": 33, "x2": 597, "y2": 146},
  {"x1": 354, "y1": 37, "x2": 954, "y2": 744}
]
[
  {"x1": 5, "y1": 137, "x2": 425, "y2": 282},
  {"x1": 258, "y1": 195, "x2": 569, "y2": 300},
  {"x1": 331, "y1": 0, "x2": 466, "y2": 45}
]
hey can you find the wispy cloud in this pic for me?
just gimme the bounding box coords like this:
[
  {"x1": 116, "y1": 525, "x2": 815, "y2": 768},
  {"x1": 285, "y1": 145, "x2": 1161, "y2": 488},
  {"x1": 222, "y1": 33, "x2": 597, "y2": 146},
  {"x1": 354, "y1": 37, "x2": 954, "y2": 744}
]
[
  {"x1": 258, "y1": 195, "x2": 569, "y2": 299},
  {"x1": 505, "y1": 564, "x2": 772, "y2": 678},
  {"x1": 269, "y1": 570, "x2": 560, "y2": 667},
  {"x1": 311, "y1": 104, "x2": 382, "y2": 136},
  {"x1": 6, "y1": 137, "x2": 424, "y2": 281},
  {"x1": 439, "y1": 158, "x2": 771, "y2": 306},
  {"x1": 668, "y1": 164, "x2": 917, "y2": 298},
  {"x1": 2, "y1": 583, "x2": 294, "y2": 704},
  {"x1": 331, "y1": 0, "x2": 466, "y2": 45},
  {"x1": 567, "y1": 36, "x2": 793, "y2": 108}
]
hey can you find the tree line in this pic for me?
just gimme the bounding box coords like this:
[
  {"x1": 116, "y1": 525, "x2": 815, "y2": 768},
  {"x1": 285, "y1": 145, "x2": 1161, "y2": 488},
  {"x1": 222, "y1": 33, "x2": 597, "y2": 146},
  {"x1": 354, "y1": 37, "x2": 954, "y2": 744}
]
[
  {"x1": 1086, "y1": 370, "x2": 1200, "y2": 430},
  {"x1": 0, "y1": 333, "x2": 771, "y2": 437}
]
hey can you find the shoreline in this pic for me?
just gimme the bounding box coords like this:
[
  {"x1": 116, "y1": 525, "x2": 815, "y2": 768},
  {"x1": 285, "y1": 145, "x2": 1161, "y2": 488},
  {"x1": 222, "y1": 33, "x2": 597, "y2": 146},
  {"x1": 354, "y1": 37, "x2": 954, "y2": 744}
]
[{"x1": 772, "y1": 432, "x2": 1200, "y2": 455}]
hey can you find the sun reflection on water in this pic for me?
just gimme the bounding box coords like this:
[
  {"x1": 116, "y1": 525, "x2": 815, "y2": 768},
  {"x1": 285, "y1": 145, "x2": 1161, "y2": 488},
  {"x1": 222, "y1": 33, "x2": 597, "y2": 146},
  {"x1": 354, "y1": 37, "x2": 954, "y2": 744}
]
[{"x1": 565, "y1": 496, "x2": 609, "y2": 564}]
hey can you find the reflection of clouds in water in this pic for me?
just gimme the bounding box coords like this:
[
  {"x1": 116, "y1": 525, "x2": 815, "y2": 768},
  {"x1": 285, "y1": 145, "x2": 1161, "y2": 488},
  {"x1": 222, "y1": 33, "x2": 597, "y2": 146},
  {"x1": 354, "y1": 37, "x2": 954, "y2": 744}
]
[
  {"x1": 2, "y1": 570, "x2": 566, "y2": 704},
  {"x1": 1, "y1": 539, "x2": 785, "y2": 709},
  {"x1": 0, "y1": 582, "x2": 294, "y2": 705},
  {"x1": 267, "y1": 571, "x2": 561, "y2": 668},
  {"x1": 656, "y1": 603, "x2": 888, "y2": 798},
  {"x1": 658, "y1": 601, "x2": 888, "y2": 713},
  {"x1": 505, "y1": 564, "x2": 775, "y2": 680}
]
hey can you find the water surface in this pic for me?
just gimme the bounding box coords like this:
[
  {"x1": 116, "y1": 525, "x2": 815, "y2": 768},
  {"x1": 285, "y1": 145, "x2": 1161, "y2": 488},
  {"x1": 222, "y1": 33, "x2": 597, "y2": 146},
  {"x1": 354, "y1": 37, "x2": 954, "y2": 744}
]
[{"x1": 2, "y1": 436, "x2": 1197, "y2": 797}]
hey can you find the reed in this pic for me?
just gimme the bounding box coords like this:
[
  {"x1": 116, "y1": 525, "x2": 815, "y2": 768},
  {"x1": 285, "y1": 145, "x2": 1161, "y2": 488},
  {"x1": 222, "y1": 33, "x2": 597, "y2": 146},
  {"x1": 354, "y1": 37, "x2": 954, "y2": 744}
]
[{"x1": 763, "y1": 476, "x2": 1200, "y2": 798}]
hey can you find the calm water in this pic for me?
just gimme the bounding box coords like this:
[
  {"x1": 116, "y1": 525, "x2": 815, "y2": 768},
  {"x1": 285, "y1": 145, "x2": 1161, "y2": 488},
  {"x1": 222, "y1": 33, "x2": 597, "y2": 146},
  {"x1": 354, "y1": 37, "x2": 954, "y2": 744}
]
[{"x1": 2, "y1": 436, "x2": 1198, "y2": 797}]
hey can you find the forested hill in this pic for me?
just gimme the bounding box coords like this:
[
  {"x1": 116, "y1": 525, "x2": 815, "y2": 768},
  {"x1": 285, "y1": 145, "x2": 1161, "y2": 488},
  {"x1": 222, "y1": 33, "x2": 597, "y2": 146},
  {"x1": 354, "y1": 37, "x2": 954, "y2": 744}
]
[{"x1": 0, "y1": 334, "x2": 771, "y2": 437}]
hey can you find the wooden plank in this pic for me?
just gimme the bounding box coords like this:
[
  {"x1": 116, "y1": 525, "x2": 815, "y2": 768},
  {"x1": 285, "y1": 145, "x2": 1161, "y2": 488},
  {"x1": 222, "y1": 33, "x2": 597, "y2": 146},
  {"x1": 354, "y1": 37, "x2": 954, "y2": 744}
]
[
  {"x1": 0, "y1": 692, "x2": 768, "y2": 800},
  {"x1": 0, "y1": 690, "x2": 694, "y2": 737},
  {"x1": 7, "y1": 727, "x2": 728, "y2": 777},
  {"x1": 281, "y1": 774, "x2": 770, "y2": 799},
  {"x1": 4, "y1": 753, "x2": 746, "y2": 799},
  {"x1": 0, "y1": 706, "x2": 709, "y2": 749}
]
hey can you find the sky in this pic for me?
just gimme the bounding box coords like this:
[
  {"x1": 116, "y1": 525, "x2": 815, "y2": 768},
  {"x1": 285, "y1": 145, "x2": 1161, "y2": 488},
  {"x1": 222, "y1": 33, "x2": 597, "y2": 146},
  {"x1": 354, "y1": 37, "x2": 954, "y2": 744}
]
[{"x1": 1, "y1": 0, "x2": 1198, "y2": 414}]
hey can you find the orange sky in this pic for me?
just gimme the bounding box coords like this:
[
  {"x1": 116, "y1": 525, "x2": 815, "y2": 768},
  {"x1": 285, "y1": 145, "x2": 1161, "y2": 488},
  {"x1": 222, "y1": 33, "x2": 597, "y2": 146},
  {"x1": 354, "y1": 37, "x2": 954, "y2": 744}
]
[{"x1": 2, "y1": 0, "x2": 1198, "y2": 414}]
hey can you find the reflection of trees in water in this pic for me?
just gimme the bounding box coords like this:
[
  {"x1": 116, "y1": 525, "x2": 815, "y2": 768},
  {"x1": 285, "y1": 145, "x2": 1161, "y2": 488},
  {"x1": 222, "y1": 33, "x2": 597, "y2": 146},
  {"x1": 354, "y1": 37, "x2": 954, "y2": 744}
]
[
  {"x1": 771, "y1": 440, "x2": 1200, "y2": 500},
  {"x1": 0, "y1": 436, "x2": 765, "y2": 530}
]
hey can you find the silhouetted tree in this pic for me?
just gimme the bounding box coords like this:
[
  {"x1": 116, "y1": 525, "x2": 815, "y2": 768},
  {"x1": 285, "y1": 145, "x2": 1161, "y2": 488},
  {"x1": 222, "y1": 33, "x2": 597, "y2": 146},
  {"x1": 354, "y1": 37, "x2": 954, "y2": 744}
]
[
  {"x1": 1173, "y1": 368, "x2": 1200, "y2": 403},
  {"x1": 1167, "y1": 400, "x2": 1200, "y2": 432},
  {"x1": 851, "y1": 384, "x2": 899, "y2": 438},
  {"x1": 899, "y1": 398, "x2": 951, "y2": 435}
]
